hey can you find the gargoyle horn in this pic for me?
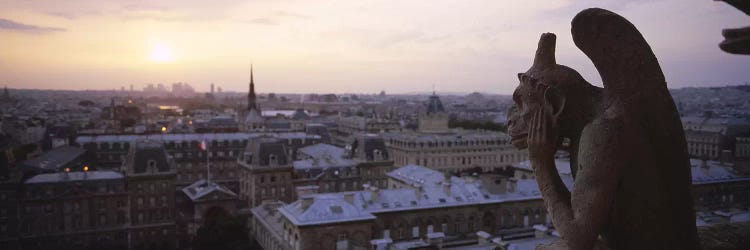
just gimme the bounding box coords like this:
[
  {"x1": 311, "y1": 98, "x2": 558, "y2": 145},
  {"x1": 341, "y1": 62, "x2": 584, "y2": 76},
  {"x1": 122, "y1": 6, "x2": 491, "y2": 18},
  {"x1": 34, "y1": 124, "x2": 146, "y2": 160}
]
[{"x1": 532, "y1": 33, "x2": 557, "y2": 69}]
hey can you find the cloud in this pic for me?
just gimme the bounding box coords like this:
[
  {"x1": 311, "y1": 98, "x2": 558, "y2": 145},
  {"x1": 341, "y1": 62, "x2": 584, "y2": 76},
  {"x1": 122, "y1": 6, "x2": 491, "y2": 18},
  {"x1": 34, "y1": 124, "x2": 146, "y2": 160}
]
[
  {"x1": 275, "y1": 11, "x2": 311, "y2": 20},
  {"x1": 242, "y1": 17, "x2": 279, "y2": 25},
  {"x1": 0, "y1": 18, "x2": 66, "y2": 34}
]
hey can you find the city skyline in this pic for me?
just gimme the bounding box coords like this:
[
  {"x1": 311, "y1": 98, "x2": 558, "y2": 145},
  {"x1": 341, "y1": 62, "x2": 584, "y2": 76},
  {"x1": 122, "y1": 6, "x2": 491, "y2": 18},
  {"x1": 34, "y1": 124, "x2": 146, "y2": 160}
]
[{"x1": 1, "y1": 0, "x2": 749, "y2": 94}]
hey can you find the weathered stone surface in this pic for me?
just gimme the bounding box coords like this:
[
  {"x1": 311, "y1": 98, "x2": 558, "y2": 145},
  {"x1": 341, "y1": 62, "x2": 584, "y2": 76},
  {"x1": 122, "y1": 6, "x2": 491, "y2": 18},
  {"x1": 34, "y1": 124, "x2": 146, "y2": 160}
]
[
  {"x1": 507, "y1": 8, "x2": 699, "y2": 250},
  {"x1": 698, "y1": 222, "x2": 750, "y2": 250},
  {"x1": 717, "y1": 0, "x2": 750, "y2": 55}
]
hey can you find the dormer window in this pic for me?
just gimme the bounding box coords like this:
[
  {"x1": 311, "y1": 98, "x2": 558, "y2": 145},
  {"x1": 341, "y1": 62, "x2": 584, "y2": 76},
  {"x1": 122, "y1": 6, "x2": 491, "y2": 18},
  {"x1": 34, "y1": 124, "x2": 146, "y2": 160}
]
[
  {"x1": 147, "y1": 160, "x2": 157, "y2": 170},
  {"x1": 269, "y1": 154, "x2": 277, "y2": 165},
  {"x1": 373, "y1": 149, "x2": 383, "y2": 160},
  {"x1": 244, "y1": 153, "x2": 253, "y2": 164}
]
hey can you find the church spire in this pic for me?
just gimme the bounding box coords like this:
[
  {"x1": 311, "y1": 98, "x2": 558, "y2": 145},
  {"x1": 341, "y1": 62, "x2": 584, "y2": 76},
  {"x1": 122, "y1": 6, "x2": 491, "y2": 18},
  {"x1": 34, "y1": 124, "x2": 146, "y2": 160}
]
[{"x1": 248, "y1": 64, "x2": 257, "y2": 111}]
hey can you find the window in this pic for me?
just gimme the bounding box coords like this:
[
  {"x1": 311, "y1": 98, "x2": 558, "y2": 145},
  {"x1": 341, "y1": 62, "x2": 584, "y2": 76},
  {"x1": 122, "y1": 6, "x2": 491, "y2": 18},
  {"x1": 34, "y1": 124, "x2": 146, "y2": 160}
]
[
  {"x1": 118, "y1": 212, "x2": 126, "y2": 224},
  {"x1": 148, "y1": 160, "x2": 157, "y2": 169}
]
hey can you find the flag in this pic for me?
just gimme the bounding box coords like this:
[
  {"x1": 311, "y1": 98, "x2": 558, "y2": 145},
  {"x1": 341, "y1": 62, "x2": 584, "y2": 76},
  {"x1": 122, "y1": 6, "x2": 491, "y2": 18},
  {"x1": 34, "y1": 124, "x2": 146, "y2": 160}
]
[{"x1": 200, "y1": 140, "x2": 207, "y2": 151}]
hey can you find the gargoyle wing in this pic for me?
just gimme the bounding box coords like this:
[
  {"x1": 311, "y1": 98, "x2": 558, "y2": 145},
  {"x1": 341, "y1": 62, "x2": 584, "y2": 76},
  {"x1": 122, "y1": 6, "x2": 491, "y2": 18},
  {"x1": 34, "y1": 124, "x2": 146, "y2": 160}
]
[
  {"x1": 571, "y1": 8, "x2": 666, "y2": 101},
  {"x1": 571, "y1": 9, "x2": 699, "y2": 247}
]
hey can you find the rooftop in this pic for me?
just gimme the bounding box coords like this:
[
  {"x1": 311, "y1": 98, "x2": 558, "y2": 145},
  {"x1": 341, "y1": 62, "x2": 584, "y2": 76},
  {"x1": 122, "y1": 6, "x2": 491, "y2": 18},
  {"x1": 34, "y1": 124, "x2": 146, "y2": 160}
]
[
  {"x1": 384, "y1": 130, "x2": 510, "y2": 143},
  {"x1": 294, "y1": 143, "x2": 356, "y2": 169},
  {"x1": 76, "y1": 132, "x2": 319, "y2": 144},
  {"x1": 182, "y1": 179, "x2": 238, "y2": 201},
  {"x1": 22, "y1": 145, "x2": 85, "y2": 171},
  {"x1": 25, "y1": 170, "x2": 124, "y2": 184},
  {"x1": 278, "y1": 165, "x2": 547, "y2": 226},
  {"x1": 690, "y1": 159, "x2": 750, "y2": 185}
]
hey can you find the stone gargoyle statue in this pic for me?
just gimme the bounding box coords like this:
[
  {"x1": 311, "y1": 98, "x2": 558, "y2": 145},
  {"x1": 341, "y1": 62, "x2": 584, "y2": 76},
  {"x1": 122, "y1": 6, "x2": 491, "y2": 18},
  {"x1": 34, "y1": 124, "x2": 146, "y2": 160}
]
[{"x1": 507, "y1": 8, "x2": 700, "y2": 250}]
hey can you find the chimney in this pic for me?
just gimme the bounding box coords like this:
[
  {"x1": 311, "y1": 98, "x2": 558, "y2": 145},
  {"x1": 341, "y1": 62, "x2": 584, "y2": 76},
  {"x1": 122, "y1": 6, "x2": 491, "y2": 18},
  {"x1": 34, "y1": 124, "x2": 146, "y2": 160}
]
[
  {"x1": 507, "y1": 178, "x2": 517, "y2": 193},
  {"x1": 700, "y1": 158, "x2": 711, "y2": 177},
  {"x1": 533, "y1": 224, "x2": 549, "y2": 239},
  {"x1": 426, "y1": 232, "x2": 445, "y2": 249},
  {"x1": 301, "y1": 197, "x2": 314, "y2": 210},
  {"x1": 414, "y1": 183, "x2": 423, "y2": 198},
  {"x1": 344, "y1": 193, "x2": 355, "y2": 205},
  {"x1": 476, "y1": 231, "x2": 491, "y2": 245},
  {"x1": 464, "y1": 176, "x2": 476, "y2": 184},
  {"x1": 491, "y1": 237, "x2": 509, "y2": 250},
  {"x1": 720, "y1": 150, "x2": 733, "y2": 165},
  {"x1": 369, "y1": 186, "x2": 380, "y2": 201},
  {"x1": 370, "y1": 238, "x2": 393, "y2": 250},
  {"x1": 442, "y1": 182, "x2": 451, "y2": 197}
]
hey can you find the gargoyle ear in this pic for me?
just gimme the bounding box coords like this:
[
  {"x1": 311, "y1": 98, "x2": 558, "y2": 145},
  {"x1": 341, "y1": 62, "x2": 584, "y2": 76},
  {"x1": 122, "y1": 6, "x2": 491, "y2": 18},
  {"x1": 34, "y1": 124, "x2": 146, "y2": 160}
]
[{"x1": 544, "y1": 86, "x2": 566, "y2": 120}]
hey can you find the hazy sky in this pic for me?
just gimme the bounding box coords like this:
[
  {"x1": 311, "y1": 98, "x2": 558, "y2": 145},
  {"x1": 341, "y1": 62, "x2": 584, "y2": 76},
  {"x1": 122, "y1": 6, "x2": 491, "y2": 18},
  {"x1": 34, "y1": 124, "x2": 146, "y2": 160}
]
[{"x1": 0, "y1": 0, "x2": 748, "y2": 94}]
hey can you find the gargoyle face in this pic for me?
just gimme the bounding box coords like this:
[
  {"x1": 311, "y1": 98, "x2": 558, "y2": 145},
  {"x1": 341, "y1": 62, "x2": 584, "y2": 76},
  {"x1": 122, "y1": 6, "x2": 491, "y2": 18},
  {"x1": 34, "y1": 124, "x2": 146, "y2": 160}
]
[{"x1": 507, "y1": 73, "x2": 548, "y2": 149}]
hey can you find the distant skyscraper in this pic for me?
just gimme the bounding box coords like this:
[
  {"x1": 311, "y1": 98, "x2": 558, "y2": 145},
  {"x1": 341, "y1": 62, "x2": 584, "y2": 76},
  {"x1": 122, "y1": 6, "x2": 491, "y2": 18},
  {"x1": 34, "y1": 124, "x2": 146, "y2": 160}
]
[
  {"x1": 211, "y1": 83, "x2": 215, "y2": 95},
  {"x1": 248, "y1": 64, "x2": 257, "y2": 111}
]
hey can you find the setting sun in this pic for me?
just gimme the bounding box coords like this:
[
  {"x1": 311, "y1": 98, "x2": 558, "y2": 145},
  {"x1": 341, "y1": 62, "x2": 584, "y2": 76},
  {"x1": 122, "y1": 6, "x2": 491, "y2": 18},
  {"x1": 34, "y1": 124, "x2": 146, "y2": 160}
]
[{"x1": 149, "y1": 42, "x2": 174, "y2": 63}]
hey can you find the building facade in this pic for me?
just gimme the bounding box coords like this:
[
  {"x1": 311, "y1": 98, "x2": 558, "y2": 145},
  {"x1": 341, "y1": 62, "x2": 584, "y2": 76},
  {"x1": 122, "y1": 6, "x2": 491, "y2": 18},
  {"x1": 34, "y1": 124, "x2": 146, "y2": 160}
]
[
  {"x1": 123, "y1": 140, "x2": 178, "y2": 250},
  {"x1": 19, "y1": 171, "x2": 129, "y2": 250},
  {"x1": 334, "y1": 116, "x2": 400, "y2": 146},
  {"x1": 250, "y1": 165, "x2": 548, "y2": 250},
  {"x1": 682, "y1": 116, "x2": 750, "y2": 160},
  {"x1": 384, "y1": 131, "x2": 528, "y2": 173},
  {"x1": 239, "y1": 137, "x2": 298, "y2": 209},
  {"x1": 77, "y1": 132, "x2": 320, "y2": 192}
]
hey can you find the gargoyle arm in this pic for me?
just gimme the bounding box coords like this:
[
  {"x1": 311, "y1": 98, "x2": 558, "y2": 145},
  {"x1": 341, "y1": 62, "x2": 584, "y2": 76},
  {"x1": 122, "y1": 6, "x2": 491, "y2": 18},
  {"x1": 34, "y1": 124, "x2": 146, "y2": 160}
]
[{"x1": 534, "y1": 115, "x2": 625, "y2": 249}]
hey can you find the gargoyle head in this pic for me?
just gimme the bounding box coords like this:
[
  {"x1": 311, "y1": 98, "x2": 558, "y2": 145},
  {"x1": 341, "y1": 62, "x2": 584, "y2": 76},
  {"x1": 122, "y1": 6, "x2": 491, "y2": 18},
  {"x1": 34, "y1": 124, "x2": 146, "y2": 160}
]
[{"x1": 507, "y1": 33, "x2": 590, "y2": 149}]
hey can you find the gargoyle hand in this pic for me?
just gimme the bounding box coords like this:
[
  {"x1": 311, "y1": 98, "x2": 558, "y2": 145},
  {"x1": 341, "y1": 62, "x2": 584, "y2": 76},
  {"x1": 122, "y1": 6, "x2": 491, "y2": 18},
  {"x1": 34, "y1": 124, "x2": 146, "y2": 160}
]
[{"x1": 527, "y1": 91, "x2": 559, "y2": 163}]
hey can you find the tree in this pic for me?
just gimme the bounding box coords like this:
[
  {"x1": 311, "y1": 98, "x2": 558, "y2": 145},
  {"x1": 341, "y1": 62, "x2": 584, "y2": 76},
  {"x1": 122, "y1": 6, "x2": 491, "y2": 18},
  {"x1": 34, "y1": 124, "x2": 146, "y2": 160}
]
[
  {"x1": 78, "y1": 100, "x2": 95, "y2": 107},
  {"x1": 193, "y1": 208, "x2": 252, "y2": 250},
  {"x1": 448, "y1": 118, "x2": 506, "y2": 132}
]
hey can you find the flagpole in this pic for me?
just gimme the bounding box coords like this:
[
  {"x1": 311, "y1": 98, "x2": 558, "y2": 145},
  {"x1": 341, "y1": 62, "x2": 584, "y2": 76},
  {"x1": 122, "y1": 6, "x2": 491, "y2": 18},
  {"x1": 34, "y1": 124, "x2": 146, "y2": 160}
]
[{"x1": 206, "y1": 141, "x2": 211, "y2": 184}]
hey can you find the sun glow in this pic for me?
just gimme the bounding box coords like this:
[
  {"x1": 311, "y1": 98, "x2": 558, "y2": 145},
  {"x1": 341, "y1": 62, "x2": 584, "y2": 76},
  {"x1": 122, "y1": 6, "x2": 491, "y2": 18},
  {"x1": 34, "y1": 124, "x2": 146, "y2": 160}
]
[{"x1": 149, "y1": 42, "x2": 174, "y2": 63}]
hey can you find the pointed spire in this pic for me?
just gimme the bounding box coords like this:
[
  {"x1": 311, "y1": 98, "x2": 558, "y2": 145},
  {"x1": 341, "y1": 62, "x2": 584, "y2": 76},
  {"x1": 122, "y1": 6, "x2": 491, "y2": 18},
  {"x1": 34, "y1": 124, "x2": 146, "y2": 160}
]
[{"x1": 248, "y1": 63, "x2": 257, "y2": 111}]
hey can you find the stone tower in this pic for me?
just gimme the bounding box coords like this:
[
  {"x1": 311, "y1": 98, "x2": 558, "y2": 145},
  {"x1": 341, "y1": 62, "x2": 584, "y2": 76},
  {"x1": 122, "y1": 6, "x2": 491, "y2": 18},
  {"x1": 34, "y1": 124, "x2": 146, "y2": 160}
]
[
  {"x1": 248, "y1": 64, "x2": 257, "y2": 111},
  {"x1": 418, "y1": 91, "x2": 450, "y2": 133}
]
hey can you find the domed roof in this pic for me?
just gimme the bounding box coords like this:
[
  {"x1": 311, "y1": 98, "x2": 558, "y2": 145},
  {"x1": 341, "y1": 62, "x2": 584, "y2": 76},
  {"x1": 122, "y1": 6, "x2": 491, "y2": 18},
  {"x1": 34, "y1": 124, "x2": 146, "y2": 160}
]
[
  {"x1": 292, "y1": 109, "x2": 310, "y2": 120},
  {"x1": 426, "y1": 94, "x2": 445, "y2": 114}
]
